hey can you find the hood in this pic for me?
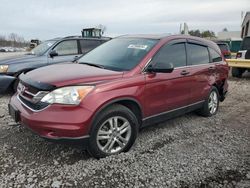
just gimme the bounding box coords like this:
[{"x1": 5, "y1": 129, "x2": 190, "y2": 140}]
[
  {"x1": 0, "y1": 54, "x2": 39, "y2": 65},
  {"x1": 23, "y1": 63, "x2": 124, "y2": 87}
]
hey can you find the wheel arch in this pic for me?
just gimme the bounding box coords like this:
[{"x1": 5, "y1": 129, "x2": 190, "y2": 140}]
[
  {"x1": 89, "y1": 97, "x2": 143, "y2": 134},
  {"x1": 212, "y1": 79, "x2": 226, "y2": 101}
]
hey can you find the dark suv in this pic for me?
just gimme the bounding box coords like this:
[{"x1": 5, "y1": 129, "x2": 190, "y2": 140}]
[
  {"x1": 233, "y1": 36, "x2": 250, "y2": 77},
  {"x1": 0, "y1": 36, "x2": 110, "y2": 93},
  {"x1": 9, "y1": 35, "x2": 229, "y2": 158}
]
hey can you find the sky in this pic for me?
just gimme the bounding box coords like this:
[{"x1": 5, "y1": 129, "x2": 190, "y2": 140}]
[{"x1": 0, "y1": 0, "x2": 250, "y2": 40}]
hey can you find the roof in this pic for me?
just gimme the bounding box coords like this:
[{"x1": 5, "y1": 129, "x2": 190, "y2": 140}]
[
  {"x1": 118, "y1": 34, "x2": 171, "y2": 40},
  {"x1": 217, "y1": 31, "x2": 241, "y2": 40},
  {"x1": 117, "y1": 34, "x2": 219, "y2": 50},
  {"x1": 47, "y1": 36, "x2": 111, "y2": 41},
  {"x1": 82, "y1": 28, "x2": 101, "y2": 30}
]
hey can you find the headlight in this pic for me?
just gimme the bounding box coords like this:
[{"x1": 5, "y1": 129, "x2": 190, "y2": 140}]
[
  {"x1": 41, "y1": 86, "x2": 94, "y2": 105},
  {"x1": 0, "y1": 65, "x2": 8, "y2": 73}
]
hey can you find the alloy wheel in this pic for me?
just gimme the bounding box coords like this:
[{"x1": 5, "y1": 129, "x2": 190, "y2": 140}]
[
  {"x1": 96, "y1": 116, "x2": 132, "y2": 154},
  {"x1": 208, "y1": 91, "x2": 218, "y2": 114}
]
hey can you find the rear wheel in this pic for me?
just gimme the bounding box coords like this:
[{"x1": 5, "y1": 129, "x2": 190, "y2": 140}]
[
  {"x1": 197, "y1": 87, "x2": 219, "y2": 117},
  {"x1": 87, "y1": 104, "x2": 139, "y2": 158}
]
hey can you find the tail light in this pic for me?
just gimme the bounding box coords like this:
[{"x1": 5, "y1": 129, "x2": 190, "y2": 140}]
[{"x1": 236, "y1": 53, "x2": 242, "y2": 59}]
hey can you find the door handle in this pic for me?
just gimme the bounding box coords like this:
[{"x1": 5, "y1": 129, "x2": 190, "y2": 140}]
[
  {"x1": 180, "y1": 70, "x2": 190, "y2": 75},
  {"x1": 208, "y1": 66, "x2": 215, "y2": 70}
]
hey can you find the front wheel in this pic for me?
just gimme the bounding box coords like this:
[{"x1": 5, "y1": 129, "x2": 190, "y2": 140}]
[
  {"x1": 197, "y1": 87, "x2": 219, "y2": 117},
  {"x1": 87, "y1": 104, "x2": 139, "y2": 158}
]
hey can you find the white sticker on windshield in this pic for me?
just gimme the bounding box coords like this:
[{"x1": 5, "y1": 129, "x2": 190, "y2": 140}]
[
  {"x1": 128, "y1": 44, "x2": 148, "y2": 50},
  {"x1": 47, "y1": 43, "x2": 53, "y2": 47}
]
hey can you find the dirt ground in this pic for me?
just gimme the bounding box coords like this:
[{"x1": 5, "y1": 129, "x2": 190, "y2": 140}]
[{"x1": 0, "y1": 52, "x2": 249, "y2": 187}]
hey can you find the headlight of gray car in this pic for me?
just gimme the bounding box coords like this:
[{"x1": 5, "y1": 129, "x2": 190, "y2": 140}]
[{"x1": 0, "y1": 65, "x2": 8, "y2": 73}]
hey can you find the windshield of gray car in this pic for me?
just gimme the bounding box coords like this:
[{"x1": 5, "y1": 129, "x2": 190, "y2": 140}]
[
  {"x1": 78, "y1": 38, "x2": 158, "y2": 71},
  {"x1": 31, "y1": 40, "x2": 57, "y2": 55}
]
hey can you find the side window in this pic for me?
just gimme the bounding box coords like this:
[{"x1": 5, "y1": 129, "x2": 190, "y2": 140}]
[
  {"x1": 153, "y1": 43, "x2": 187, "y2": 68},
  {"x1": 53, "y1": 40, "x2": 78, "y2": 55},
  {"x1": 209, "y1": 48, "x2": 222, "y2": 62},
  {"x1": 187, "y1": 43, "x2": 209, "y2": 65},
  {"x1": 80, "y1": 40, "x2": 101, "y2": 54}
]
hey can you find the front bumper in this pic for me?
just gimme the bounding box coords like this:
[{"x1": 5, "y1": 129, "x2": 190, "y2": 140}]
[
  {"x1": 9, "y1": 94, "x2": 94, "y2": 144},
  {"x1": 0, "y1": 74, "x2": 16, "y2": 93}
]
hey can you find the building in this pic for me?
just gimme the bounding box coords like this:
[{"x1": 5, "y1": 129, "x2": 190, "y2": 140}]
[
  {"x1": 217, "y1": 31, "x2": 241, "y2": 40},
  {"x1": 241, "y1": 11, "x2": 250, "y2": 38}
]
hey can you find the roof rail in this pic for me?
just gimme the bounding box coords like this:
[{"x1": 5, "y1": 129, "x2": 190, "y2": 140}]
[{"x1": 63, "y1": 36, "x2": 82, "y2": 39}]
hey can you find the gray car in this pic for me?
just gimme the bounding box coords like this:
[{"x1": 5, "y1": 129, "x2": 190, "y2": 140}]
[{"x1": 0, "y1": 36, "x2": 110, "y2": 93}]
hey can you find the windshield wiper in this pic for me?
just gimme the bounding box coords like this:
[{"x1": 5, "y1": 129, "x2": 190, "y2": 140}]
[
  {"x1": 80, "y1": 62, "x2": 105, "y2": 69},
  {"x1": 25, "y1": 52, "x2": 35, "y2": 55}
]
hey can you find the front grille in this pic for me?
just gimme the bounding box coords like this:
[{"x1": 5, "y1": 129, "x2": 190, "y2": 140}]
[
  {"x1": 22, "y1": 82, "x2": 40, "y2": 94},
  {"x1": 17, "y1": 82, "x2": 50, "y2": 111},
  {"x1": 19, "y1": 95, "x2": 49, "y2": 111}
]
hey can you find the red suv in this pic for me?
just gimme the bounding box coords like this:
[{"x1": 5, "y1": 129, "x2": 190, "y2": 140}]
[{"x1": 9, "y1": 35, "x2": 229, "y2": 158}]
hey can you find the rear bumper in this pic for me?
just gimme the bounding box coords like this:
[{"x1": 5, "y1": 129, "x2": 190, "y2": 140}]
[
  {"x1": 0, "y1": 74, "x2": 15, "y2": 93},
  {"x1": 9, "y1": 94, "x2": 94, "y2": 144}
]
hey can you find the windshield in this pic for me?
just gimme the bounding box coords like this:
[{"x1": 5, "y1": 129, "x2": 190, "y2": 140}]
[
  {"x1": 218, "y1": 44, "x2": 229, "y2": 51},
  {"x1": 78, "y1": 38, "x2": 158, "y2": 71},
  {"x1": 240, "y1": 37, "x2": 250, "y2": 50},
  {"x1": 31, "y1": 40, "x2": 57, "y2": 55}
]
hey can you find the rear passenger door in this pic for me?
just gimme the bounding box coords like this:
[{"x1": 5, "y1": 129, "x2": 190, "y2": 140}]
[
  {"x1": 48, "y1": 40, "x2": 80, "y2": 64},
  {"x1": 186, "y1": 40, "x2": 214, "y2": 104},
  {"x1": 144, "y1": 40, "x2": 191, "y2": 117},
  {"x1": 80, "y1": 40, "x2": 102, "y2": 55}
]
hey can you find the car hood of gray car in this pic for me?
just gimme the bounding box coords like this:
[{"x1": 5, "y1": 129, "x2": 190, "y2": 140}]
[{"x1": 0, "y1": 54, "x2": 42, "y2": 65}]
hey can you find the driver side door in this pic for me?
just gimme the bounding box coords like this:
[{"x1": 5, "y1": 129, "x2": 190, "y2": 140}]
[
  {"x1": 144, "y1": 39, "x2": 191, "y2": 119},
  {"x1": 48, "y1": 40, "x2": 80, "y2": 64}
]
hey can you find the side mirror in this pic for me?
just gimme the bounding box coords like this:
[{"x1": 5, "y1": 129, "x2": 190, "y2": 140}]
[
  {"x1": 72, "y1": 55, "x2": 81, "y2": 63},
  {"x1": 49, "y1": 50, "x2": 58, "y2": 58},
  {"x1": 147, "y1": 62, "x2": 174, "y2": 73}
]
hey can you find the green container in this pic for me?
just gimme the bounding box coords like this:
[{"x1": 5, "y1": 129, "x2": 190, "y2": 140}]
[{"x1": 230, "y1": 40, "x2": 242, "y2": 53}]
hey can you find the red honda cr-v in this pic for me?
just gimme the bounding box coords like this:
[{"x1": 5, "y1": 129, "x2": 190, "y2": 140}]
[{"x1": 9, "y1": 35, "x2": 229, "y2": 158}]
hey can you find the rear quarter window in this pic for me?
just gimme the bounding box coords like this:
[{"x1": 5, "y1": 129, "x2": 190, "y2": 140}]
[
  {"x1": 187, "y1": 43, "x2": 210, "y2": 65},
  {"x1": 209, "y1": 48, "x2": 222, "y2": 62}
]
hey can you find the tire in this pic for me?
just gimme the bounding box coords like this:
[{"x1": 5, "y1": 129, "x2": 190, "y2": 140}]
[
  {"x1": 232, "y1": 67, "x2": 243, "y2": 78},
  {"x1": 87, "y1": 104, "x2": 139, "y2": 158},
  {"x1": 197, "y1": 86, "x2": 219, "y2": 117}
]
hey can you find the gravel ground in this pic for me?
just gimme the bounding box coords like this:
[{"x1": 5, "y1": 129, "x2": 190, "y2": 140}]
[
  {"x1": 0, "y1": 52, "x2": 27, "y2": 60},
  {"x1": 0, "y1": 72, "x2": 250, "y2": 187}
]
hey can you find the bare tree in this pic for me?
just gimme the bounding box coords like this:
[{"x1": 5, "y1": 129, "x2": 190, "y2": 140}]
[
  {"x1": 0, "y1": 33, "x2": 28, "y2": 47},
  {"x1": 9, "y1": 33, "x2": 19, "y2": 47}
]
